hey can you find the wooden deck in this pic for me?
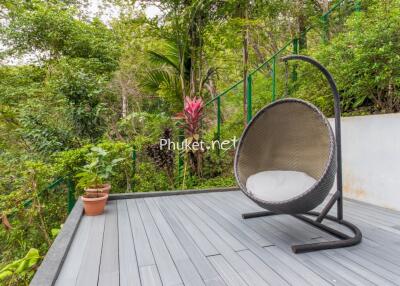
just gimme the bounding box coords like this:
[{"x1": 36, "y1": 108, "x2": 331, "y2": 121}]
[{"x1": 48, "y1": 190, "x2": 400, "y2": 286}]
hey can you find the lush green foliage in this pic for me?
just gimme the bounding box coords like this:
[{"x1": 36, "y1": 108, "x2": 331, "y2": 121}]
[
  {"x1": 300, "y1": 0, "x2": 400, "y2": 115},
  {"x1": 1, "y1": 0, "x2": 398, "y2": 284},
  {"x1": 76, "y1": 146, "x2": 125, "y2": 189},
  {"x1": 0, "y1": 248, "x2": 40, "y2": 284}
]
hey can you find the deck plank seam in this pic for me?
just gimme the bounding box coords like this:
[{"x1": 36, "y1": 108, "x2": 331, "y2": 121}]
[
  {"x1": 215, "y1": 192, "x2": 336, "y2": 286},
  {"x1": 256, "y1": 207, "x2": 391, "y2": 285},
  {"x1": 125, "y1": 200, "x2": 142, "y2": 286},
  {"x1": 144, "y1": 197, "x2": 206, "y2": 286},
  {"x1": 134, "y1": 199, "x2": 160, "y2": 274},
  {"x1": 189, "y1": 193, "x2": 274, "y2": 248},
  {"x1": 231, "y1": 192, "x2": 378, "y2": 284},
  {"x1": 162, "y1": 196, "x2": 221, "y2": 257},
  {"x1": 205, "y1": 193, "x2": 305, "y2": 285},
  {"x1": 186, "y1": 195, "x2": 292, "y2": 286},
  {"x1": 157, "y1": 196, "x2": 227, "y2": 286},
  {"x1": 138, "y1": 198, "x2": 184, "y2": 285},
  {"x1": 96, "y1": 206, "x2": 109, "y2": 286},
  {"x1": 152, "y1": 197, "x2": 224, "y2": 285},
  {"x1": 268, "y1": 215, "x2": 400, "y2": 285},
  {"x1": 173, "y1": 195, "x2": 270, "y2": 286}
]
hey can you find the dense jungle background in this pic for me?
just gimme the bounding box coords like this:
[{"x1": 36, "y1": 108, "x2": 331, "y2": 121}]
[{"x1": 1, "y1": 0, "x2": 399, "y2": 284}]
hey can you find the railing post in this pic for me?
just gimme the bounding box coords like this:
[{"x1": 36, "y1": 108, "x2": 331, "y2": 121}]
[
  {"x1": 271, "y1": 56, "x2": 276, "y2": 101},
  {"x1": 322, "y1": 14, "x2": 329, "y2": 43},
  {"x1": 299, "y1": 32, "x2": 307, "y2": 51},
  {"x1": 131, "y1": 147, "x2": 136, "y2": 192},
  {"x1": 217, "y1": 97, "x2": 221, "y2": 141},
  {"x1": 355, "y1": 0, "x2": 361, "y2": 12},
  {"x1": 293, "y1": 38, "x2": 299, "y2": 54},
  {"x1": 246, "y1": 75, "x2": 252, "y2": 123},
  {"x1": 66, "y1": 178, "x2": 76, "y2": 214}
]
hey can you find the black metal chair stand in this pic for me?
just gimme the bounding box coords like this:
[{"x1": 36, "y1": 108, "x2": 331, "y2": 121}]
[{"x1": 242, "y1": 198, "x2": 362, "y2": 254}]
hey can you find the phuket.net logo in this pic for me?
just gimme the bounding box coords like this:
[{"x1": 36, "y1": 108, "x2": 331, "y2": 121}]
[{"x1": 160, "y1": 137, "x2": 239, "y2": 151}]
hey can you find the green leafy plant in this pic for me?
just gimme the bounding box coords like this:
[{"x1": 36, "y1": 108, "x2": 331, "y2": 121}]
[
  {"x1": 51, "y1": 224, "x2": 63, "y2": 238},
  {"x1": 0, "y1": 248, "x2": 41, "y2": 283},
  {"x1": 76, "y1": 147, "x2": 125, "y2": 190}
]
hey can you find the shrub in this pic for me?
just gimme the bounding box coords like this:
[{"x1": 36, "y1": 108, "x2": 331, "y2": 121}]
[
  {"x1": 55, "y1": 141, "x2": 132, "y2": 193},
  {"x1": 295, "y1": 0, "x2": 400, "y2": 115}
]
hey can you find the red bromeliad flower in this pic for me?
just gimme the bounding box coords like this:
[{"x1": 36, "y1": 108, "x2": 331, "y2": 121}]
[{"x1": 183, "y1": 96, "x2": 204, "y2": 137}]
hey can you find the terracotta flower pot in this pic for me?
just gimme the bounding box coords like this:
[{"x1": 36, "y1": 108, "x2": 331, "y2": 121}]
[
  {"x1": 85, "y1": 183, "x2": 111, "y2": 195},
  {"x1": 82, "y1": 193, "x2": 109, "y2": 216}
]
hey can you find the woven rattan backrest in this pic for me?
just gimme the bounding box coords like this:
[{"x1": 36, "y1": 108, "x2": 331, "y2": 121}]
[{"x1": 236, "y1": 99, "x2": 332, "y2": 186}]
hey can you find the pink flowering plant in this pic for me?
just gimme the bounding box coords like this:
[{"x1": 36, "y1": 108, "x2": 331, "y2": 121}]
[
  {"x1": 180, "y1": 96, "x2": 205, "y2": 177},
  {"x1": 183, "y1": 96, "x2": 204, "y2": 142}
]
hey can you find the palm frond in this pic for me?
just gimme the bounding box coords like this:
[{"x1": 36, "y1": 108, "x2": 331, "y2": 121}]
[
  {"x1": 147, "y1": 50, "x2": 180, "y2": 74},
  {"x1": 141, "y1": 69, "x2": 174, "y2": 92}
]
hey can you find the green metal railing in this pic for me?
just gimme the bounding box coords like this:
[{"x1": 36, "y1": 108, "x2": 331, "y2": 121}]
[
  {"x1": 204, "y1": 0, "x2": 361, "y2": 147},
  {"x1": 22, "y1": 176, "x2": 76, "y2": 214},
  {"x1": 131, "y1": 146, "x2": 137, "y2": 192},
  {"x1": 44, "y1": 0, "x2": 362, "y2": 199}
]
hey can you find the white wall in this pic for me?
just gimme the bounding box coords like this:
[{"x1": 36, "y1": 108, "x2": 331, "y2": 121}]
[{"x1": 329, "y1": 113, "x2": 400, "y2": 211}]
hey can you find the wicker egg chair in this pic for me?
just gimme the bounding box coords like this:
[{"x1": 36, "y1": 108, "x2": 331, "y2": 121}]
[
  {"x1": 235, "y1": 55, "x2": 362, "y2": 253},
  {"x1": 235, "y1": 98, "x2": 336, "y2": 215}
]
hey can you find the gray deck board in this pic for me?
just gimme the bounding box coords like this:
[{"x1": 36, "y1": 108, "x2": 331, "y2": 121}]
[
  {"x1": 139, "y1": 265, "x2": 162, "y2": 286},
  {"x1": 219, "y1": 192, "x2": 365, "y2": 285},
  {"x1": 98, "y1": 201, "x2": 119, "y2": 286},
  {"x1": 243, "y1": 195, "x2": 394, "y2": 285},
  {"x1": 174, "y1": 195, "x2": 270, "y2": 286},
  {"x1": 208, "y1": 255, "x2": 248, "y2": 286},
  {"x1": 237, "y1": 250, "x2": 290, "y2": 286},
  {"x1": 156, "y1": 196, "x2": 226, "y2": 286},
  {"x1": 117, "y1": 200, "x2": 141, "y2": 286},
  {"x1": 126, "y1": 199, "x2": 155, "y2": 267},
  {"x1": 177, "y1": 195, "x2": 247, "y2": 252},
  {"x1": 75, "y1": 213, "x2": 105, "y2": 286},
  {"x1": 188, "y1": 195, "x2": 273, "y2": 248},
  {"x1": 145, "y1": 197, "x2": 205, "y2": 286},
  {"x1": 271, "y1": 215, "x2": 400, "y2": 284},
  {"x1": 55, "y1": 215, "x2": 92, "y2": 286},
  {"x1": 54, "y1": 190, "x2": 400, "y2": 286},
  {"x1": 160, "y1": 196, "x2": 219, "y2": 257},
  {"x1": 136, "y1": 198, "x2": 183, "y2": 286}
]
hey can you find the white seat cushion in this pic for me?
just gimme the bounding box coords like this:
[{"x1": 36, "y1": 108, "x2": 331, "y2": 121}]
[{"x1": 246, "y1": 170, "x2": 316, "y2": 202}]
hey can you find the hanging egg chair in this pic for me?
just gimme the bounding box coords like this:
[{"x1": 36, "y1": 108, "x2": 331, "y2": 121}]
[
  {"x1": 235, "y1": 98, "x2": 336, "y2": 214},
  {"x1": 234, "y1": 55, "x2": 362, "y2": 253}
]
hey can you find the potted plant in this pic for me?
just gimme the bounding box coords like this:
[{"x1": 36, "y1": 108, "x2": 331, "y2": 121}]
[{"x1": 76, "y1": 146, "x2": 124, "y2": 216}]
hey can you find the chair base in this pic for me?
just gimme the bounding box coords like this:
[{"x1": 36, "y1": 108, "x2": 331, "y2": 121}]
[{"x1": 241, "y1": 210, "x2": 362, "y2": 254}]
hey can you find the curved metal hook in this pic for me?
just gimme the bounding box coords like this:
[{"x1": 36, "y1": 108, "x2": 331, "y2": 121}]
[{"x1": 280, "y1": 55, "x2": 343, "y2": 220}]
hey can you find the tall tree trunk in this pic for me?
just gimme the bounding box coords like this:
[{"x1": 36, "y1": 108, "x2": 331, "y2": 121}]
[
  {"x1": 242, "y1": 1, "x2": 249, "y2": 127},
  {"x1": 317, "y1": 0, "x2": 330, "y2": 41},
  {"x1": 189, "y1": 13, "x2": 202, "y2": 98},
  {"x1": 179, "y1": 49, "x2": 186, "y2": 99},
  {"x1": 297, "y1": 0, "x2": 307, "y2": 50},
  {"x1": 117, "y1": 74, "x2": 128, "y2": 118},
  {"x1": 122, "y1": 94, "x2": 127, "y2": 118},
  {"x1": 298, "y1": 16, "x2": 307, "y2": 50},
  {"x1": 121, "y1": 83, "x2": 128, "y2": 118},
  {"x1": 316, "y1": 0, "x2": 329, "y2": 13},
  {"x1": 190, "y1": 49, "x2": 197, "y2": 98}
]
